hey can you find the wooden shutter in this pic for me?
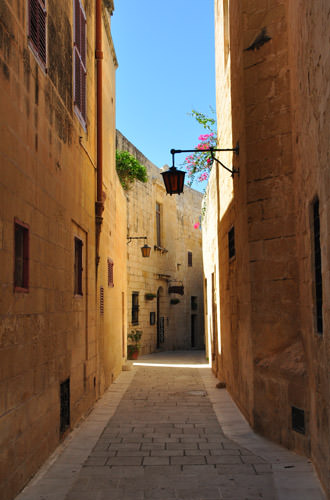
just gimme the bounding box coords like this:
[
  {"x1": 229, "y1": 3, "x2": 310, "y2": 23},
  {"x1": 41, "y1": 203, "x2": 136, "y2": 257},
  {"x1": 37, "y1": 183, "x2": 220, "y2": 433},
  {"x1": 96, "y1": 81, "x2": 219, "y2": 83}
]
[
  {"x1": 74, "y1": 0, "x2": 87, "y2": 122},
  {"x1": 29, "y1": 0, "x2": 47, "y2": 66},
  {"x1": 74, "y1": 237, "x2": 83, "y2": 295},
  {"x1": 107, "y1": 258, "x2": 114, "y2": 287}
]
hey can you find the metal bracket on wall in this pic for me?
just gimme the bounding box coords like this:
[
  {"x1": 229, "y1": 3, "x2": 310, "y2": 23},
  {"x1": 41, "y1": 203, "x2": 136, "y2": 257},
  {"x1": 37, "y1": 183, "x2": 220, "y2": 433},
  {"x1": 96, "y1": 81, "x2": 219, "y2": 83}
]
[{"x1": 170, "y1": 141, "x2": 240, "y2": 178}]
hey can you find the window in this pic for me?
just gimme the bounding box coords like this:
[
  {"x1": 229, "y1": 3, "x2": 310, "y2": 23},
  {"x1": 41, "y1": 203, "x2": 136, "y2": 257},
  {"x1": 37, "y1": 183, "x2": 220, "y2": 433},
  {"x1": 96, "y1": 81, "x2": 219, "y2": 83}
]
[
  {"x1": 107, "y1": 258, "x2": 114, "y2": 287},
  {"x1": 312, "y1": 198, "x2": 323, "y2": 334},
  {"x1": 228, "y1": 227, "x2": 235, "y2": 259},
  {"x1": 14, "y1": 220, "x2": 29, "y2": 291},
  {"x1": 188, "y1": 251, "x2": 192, "y2": 267},
  {"x1": 223, "y1": 0, "x2": 230, "y2": 67},
  {"x1": 60, "y1": 378, "x2": 70, "y2": 435},
  {"x1": 74, "y1": 0, "x2": 87, "y2": 124},
  {"x1": 150, "y1": 312, "x2": 156, "y2": 325},
  {"x1": 191, "y1": 296, "x2": 198, "y2": 311},
  {"x1": 156, "y1": 202, "x2": 161, "y2": 247},
  {"x1": 28, "y1": 0, "x2": 47, "y2": 67},
  {"x1": 74, "y1": 237, "x2": 83, "y2": 295},
  {"x1": 292, "y1": 406, "x2": 305, "y2": 435},
  {"x1": 132, "y1": 292, "x2": 139, "y2": 325}
]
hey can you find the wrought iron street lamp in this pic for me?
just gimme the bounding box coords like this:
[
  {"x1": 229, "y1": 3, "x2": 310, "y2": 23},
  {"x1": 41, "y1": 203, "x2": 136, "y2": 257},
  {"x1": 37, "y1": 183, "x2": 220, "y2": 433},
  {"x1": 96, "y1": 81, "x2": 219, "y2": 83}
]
[
  {"x1": 161, "y1": 165, "x2": 185, "y2": 195},
  {"x1": 127, "y1": 236, "x2": 151, "y2": 258},
  {"x1": 161, "y1": 144, "x2": 240, "y2": 195}
]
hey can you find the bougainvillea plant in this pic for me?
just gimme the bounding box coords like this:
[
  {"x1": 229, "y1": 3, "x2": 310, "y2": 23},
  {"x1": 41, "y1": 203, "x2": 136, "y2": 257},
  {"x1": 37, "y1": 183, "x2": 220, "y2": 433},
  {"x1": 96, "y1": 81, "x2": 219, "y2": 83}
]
[{"x1": 183, "y1": 109, "x2": 217, "y2": 187}]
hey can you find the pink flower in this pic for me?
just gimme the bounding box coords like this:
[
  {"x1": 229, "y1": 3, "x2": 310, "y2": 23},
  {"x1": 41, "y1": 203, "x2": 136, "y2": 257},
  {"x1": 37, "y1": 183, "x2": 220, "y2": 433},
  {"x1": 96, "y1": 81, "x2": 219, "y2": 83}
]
[{"x1": 194, "y1": 223, "x2": 200, "y2": 229}]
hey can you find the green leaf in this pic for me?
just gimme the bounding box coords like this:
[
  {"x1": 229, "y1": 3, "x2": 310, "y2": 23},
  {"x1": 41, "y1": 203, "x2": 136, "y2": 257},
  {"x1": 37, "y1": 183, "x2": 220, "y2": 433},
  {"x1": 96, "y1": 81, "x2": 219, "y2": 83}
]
[{"x1": 116, "y1": 151, "x2": 148, "y2": 190}]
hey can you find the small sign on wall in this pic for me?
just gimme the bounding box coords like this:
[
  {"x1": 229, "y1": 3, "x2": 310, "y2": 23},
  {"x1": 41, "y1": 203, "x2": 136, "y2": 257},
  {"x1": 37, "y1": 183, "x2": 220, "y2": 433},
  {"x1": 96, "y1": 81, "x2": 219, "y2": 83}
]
[{"x1": 168, "y1": 285, "x2": 184, "y2": 295}]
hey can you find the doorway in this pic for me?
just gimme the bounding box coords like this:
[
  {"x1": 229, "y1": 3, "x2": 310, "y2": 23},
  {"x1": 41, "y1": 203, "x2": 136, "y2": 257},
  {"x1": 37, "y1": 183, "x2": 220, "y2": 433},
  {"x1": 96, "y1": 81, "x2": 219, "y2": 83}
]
[
  {"x1": 191, "y1": 314, "x2": 196, "y2": 348},
  {"x1": 211, "y1": 272, "x2": 218, "y2": 374},
  {"x1": 157, "y1": 287, "x2": 165, "y2": 348}
]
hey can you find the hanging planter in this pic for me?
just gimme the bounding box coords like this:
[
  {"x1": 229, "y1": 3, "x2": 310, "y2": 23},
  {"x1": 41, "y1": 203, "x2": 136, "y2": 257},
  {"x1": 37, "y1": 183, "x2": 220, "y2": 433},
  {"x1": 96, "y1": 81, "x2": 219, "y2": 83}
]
[
  {"x1": 145, "y1": 293, "x2": 156, "y2": 300},
  {"x1": 170, "y1": 298, "x2": 180, "y2": 305}
]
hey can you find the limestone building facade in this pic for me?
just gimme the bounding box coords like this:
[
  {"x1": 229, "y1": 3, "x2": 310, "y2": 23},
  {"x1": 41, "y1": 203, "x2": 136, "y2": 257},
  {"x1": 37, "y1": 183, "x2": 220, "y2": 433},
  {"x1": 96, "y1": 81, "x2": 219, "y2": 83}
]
[
  {"x1": 0, "y1": 2, "x2": 127, "y2": 499},
  {"x1": 203, "y1": 0, "x2": 330, "y2": 495},
  {"x1": 117, "y1": 131, "x2": 205, "y2": 354}
]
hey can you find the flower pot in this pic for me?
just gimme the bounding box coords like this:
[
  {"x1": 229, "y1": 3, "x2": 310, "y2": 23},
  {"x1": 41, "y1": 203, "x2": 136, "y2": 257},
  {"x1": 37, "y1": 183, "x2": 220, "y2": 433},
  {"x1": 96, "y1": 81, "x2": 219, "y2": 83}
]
[{"x1": 127, "y1": 345, "x2": 140, "y2": 360}]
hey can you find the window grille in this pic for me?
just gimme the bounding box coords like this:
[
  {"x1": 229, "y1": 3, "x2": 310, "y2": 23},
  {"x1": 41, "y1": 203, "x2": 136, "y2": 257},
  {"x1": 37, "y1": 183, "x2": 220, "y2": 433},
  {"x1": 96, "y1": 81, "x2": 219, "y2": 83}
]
[
  {"x1": 107, "y1": 258, "x2": 114, "y2": 287},
  {"x1": 313, "y1": 198, "x2": 323, "y2": 334},
  {"x1": 14, "y1": 220, "x2": 29, "y2": 291},
  {"x1": 74, "y1": 237, "x2": 83, "y2": 295},
  {"x1": 228, "y1": 227, "x2": 235, "y2": 259},
  {"x1": 28, "y1": 0, "x2": 47, "y2": 66},
  {"x1": 74, "y1": 0, "x2": 87, "y2": 123}
]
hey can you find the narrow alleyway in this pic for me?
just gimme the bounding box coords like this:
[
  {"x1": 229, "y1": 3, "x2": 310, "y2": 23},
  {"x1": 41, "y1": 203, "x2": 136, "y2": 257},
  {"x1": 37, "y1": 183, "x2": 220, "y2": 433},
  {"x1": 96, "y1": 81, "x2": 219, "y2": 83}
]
[{"x1": 16, "y1": 352, "x2": 325, "y2": 500}]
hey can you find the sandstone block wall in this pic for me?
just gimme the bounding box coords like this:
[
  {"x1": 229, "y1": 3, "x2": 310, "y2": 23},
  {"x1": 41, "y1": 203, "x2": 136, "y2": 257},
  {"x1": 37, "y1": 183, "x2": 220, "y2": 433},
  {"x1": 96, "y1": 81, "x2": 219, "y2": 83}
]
[
  {"x1": 286, "y1": 1, "x2": 330, "y2": 492},
  {"x1": 117, "y1": 131, "x2": 204, "y2": 354},
  {"x1": 0, "y1": 2, "x2": 126, "y2": 499},
  {"x1": 203, "y1": 0, "x2": 330, "y2": 495}
]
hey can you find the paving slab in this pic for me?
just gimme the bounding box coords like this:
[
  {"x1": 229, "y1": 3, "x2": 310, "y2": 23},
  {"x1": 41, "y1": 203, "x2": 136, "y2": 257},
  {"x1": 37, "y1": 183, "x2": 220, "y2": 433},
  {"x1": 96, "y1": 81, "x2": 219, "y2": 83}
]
[{"x1": 15, "y1": 350, "x2": 326, "y2": 500}]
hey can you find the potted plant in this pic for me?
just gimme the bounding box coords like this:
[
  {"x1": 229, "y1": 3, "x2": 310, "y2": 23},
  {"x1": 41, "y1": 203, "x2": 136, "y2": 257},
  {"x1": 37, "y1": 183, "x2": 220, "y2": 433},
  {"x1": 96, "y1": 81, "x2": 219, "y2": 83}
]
[
  {"x1": 145, "y1": 292, "x2": 156, "y2": 300},
  {"x1": 170, "y1": 298, "x2": 180, "y2": 305},
  {"x1": 127, "y1": 329, "x2": 142, "y2": 360}
]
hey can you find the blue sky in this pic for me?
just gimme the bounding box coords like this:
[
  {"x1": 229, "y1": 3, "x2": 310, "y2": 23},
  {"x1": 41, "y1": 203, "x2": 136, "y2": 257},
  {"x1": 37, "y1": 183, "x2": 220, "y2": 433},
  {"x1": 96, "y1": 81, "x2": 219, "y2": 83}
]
[{"x1": 112, "y1": 0, "x2": 215, "y2": 191}]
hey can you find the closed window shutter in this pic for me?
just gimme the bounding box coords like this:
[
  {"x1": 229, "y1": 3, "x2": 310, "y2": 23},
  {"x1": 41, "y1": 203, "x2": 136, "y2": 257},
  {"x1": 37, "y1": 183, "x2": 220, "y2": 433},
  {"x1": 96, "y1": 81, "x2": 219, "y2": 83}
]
[
  {"x1": 29, "y1": 0, "x2": 47, "y2": 66},
  {"x1": 74, "y1": 49, "x2": 81, "y2": 109},
  {"x1": 74, "y1": 0, "x2": 80, "y2": 52},
  {"x1": 80, "y1": 9, "x2": 86, "y2": 66},
  {"x1": 107, "y1": 258, "x2": 114, "y2": 287},
  {"x1": 74, "y1": 0, "x2": 87, "y2": 122}
]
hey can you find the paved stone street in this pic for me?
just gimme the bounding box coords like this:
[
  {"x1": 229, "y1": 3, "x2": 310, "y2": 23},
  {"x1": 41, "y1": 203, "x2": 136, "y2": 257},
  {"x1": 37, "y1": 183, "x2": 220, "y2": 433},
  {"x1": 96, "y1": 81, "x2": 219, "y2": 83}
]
[{"x1": 16, "y1": 352, "x2": 325, "y2": 500}]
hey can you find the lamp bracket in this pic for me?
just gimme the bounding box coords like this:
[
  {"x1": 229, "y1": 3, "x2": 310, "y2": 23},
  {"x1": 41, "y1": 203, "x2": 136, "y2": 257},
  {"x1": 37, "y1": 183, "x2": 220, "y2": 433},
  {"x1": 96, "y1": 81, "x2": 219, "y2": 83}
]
[
  {"x1": 127, "y1": 235, "x2": 147, "y2": 245},
  {"x1": 170, "y1": 142, "x2": 240, "y2": 177}
]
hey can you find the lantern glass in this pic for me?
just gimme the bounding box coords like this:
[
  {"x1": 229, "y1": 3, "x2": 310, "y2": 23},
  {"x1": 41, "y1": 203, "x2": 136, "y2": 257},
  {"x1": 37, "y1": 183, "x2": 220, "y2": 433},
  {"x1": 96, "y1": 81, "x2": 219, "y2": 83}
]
[
  {"x1": 141, "y1": 244, "x2": 151, "y2": 258},
  {"x1": 161, "y1": 167, "x2": 185, "y2": 195}
]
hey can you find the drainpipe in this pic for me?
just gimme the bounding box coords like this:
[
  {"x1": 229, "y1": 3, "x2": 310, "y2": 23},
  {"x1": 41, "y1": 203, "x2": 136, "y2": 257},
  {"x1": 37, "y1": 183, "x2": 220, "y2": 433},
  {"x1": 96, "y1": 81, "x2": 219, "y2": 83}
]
[{"x1": 95, "y1": 0, "x2": 104, "y2": 269}]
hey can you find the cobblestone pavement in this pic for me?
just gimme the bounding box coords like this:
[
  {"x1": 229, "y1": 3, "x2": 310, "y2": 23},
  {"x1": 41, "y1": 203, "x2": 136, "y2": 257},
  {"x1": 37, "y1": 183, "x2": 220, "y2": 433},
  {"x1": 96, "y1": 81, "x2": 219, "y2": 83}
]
[{"x1": 16, "y1": 351, "x2": 325, "y2": 500}]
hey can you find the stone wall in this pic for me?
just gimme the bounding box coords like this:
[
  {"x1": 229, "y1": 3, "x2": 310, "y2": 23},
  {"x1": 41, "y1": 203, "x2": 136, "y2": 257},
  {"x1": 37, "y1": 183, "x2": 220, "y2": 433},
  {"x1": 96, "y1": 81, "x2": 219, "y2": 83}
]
[
  {"x1": 286, "y1": 1, "x2": 330, "y2": 492},
  {"x1": 0, "y1": 2, "x2": 126, "y2": 499},
  {"x1": 117, "y1": 131, "x2": 204, "y2": 354},
  {"x1": 203, "y1": 0, "x2": 329, "y2": 495}
]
